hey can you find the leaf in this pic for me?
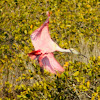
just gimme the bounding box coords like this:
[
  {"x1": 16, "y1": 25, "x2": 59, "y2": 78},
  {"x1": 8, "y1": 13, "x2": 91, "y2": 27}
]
[
  {"x1": 44, "y1": 83, "x2": 47, "y2": 89},
  {"x1": 24, "y1": 30, "x2": 27, "y2": 34},
  {"x1": 61, "y1": 73, "x2": 65, "y2": 79},
  {"x1": 87, "y1": 81, "x2": 90, "y2": 88},
  {"x1": 73, "y1": 71, "x2": 79, "y2": 76},
  {"x1": 91, "y1": 92, "x2": 98, "y2": 100},
  {"x1": 75, "y1": 77, "x2": 80, "y2": 82}
]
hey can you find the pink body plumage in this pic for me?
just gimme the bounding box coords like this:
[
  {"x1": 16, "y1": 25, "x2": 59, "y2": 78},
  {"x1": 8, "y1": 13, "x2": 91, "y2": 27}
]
[{"x1": 28, "y1": 12, "x2": 64, "y2": 74}]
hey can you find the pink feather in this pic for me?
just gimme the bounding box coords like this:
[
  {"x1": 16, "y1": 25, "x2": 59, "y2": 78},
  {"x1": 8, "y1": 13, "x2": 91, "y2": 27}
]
[
  {"x1": 30, "y1": 16, "x2": 56, "y2": 54},
  {"x1": 28, "y1": 12, "x2": 65, "y2": 74},
  {"x1": 40, "y1": 53, "x2": 64, "y2": 74}
]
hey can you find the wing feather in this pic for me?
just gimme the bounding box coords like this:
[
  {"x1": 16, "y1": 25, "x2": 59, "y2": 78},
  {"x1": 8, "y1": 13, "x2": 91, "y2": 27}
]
[
  {"x1": 30, "y1": 17, "x2": 55, "y2": 53},
  {"x1": 41, "y1": 53, "x2": 64, "y2": 74}
]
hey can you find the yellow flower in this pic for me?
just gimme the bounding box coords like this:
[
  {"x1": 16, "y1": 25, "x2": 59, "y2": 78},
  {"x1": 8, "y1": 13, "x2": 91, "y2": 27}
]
[
  {"x1": 30, "y1": 25, "x2": 33, "y2": 29},
  {"x1": 86, "y1": 4, "x2": 91, "y2": 8},
  {"x1": 98, "y1": 56, "x2": 100, "y2": 60},
  {"x1": 64, "y1": 62, "x2": 69, "y2": 67}
]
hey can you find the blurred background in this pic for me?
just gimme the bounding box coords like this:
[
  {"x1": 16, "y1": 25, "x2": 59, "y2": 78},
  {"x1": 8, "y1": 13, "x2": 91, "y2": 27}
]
[{"x1": 0, "y1": 0, "x2": 100, "y2": 99}]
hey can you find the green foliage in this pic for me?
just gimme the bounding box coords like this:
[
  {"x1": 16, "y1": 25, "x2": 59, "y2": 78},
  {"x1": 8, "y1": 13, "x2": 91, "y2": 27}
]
[{"x1": 0, "y1": 0, "x2": 100, "y2": 99}]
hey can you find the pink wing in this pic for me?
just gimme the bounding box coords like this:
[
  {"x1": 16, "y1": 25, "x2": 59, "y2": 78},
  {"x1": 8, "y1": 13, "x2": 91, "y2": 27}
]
[
  {"x1": 40, "y1": 53, "x2": 64, "y2": 74},
  {"x1": 30, "y1": 16, "x2": 55, "y2": 53},
  {"x1": 28, "y1": 50, "x2": 41, "y2": 60}
]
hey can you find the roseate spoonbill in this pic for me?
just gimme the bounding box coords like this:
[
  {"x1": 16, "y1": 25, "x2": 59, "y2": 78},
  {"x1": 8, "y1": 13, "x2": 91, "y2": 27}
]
[{"x1": 28, "y1": 12, "x2": 79, "y2": 74}]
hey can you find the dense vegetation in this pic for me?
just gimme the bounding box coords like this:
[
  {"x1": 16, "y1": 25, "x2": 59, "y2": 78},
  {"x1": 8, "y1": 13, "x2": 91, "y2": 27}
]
[{"x1": 0, "y1": 0, "x2": 100, "y2": 99}]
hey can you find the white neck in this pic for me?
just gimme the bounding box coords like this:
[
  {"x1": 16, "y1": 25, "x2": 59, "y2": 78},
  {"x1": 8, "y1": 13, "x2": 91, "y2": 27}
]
[
  {"x1": 56, "y1": 46, "x2": 79, "y2": 54},
  {"x1": 53, "y1": 41, "x2": 79, "y2": 54},
  {"x1": 57, "y1": 47, "x2": 71, "y2": 53}
]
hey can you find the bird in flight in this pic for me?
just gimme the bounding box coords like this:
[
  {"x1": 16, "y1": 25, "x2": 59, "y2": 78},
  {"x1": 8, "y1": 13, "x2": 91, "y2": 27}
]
[{"x1": 28, "y1": 12, "x2": 79, "y2": 74}]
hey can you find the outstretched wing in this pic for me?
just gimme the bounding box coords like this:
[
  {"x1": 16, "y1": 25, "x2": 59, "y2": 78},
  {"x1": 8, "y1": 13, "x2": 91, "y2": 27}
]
[
  {"x1": 30, "y1": 15, "x2": 55, "y2": 53},
  {"x1": 41, "y1": 53, "x2": 64, "y2": 74}
]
